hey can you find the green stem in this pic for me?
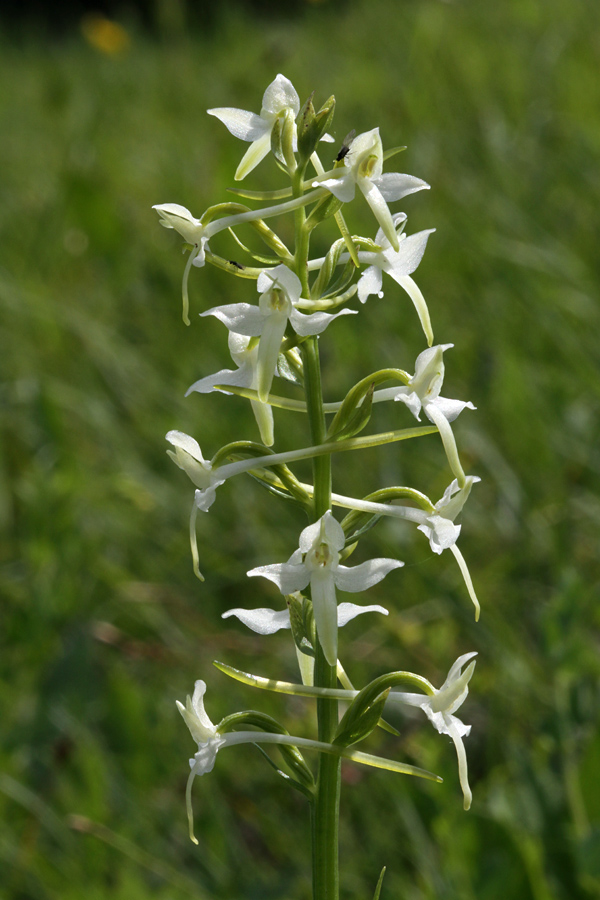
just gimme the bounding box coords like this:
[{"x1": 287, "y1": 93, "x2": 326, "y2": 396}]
[
  {"x1": 305, "y1": 338, "x2": 339, "y2": 900},
  {"x1": 293, "y1": 163, "x2": 339, "y2": 900}
]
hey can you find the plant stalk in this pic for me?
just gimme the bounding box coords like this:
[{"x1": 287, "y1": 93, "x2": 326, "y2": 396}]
[{"x1": 293, "y1": 162, "x2": 340, "y2": 900}]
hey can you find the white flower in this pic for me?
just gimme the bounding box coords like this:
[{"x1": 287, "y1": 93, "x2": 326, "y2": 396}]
[
  {"x1": 201, "y1": 264, "x2": 356, "y2": 402},
  {"x1": 393, "y1": 344, "x2": 475, "y2": 484},
  {"x1": 177, "y1": 680, "x2": 282, "y2": 843},
  {"x1": 186, "y1": 332, "x2": 274, "y2": 446},
  {"x1": 417, "y1": 476, "x2": 480, "y2": 554},
  {"x1": 388, "y1": 652, "x2": 477, "y2": 810},
  {"x1": 152, "y1": 203, "x2": 208, "y2": 258},
  {"x1": 152, "y1": 203, "x2": 210, "y2": 325},
  {"x1": 208, "y1": 74, "x2": 300, "y2": 181},
  {"x1": 166, "y1": 430, "x2": 224, "y2": 512},
  {"x1": 314, "y1": 128, "x2": 429, "y2": 250},
  {"x1": 247, "y1": 511, "x2": 403, "y2": 666},
  {"x1": 357, "y1": 213, "x2": 435, "y2": 346}
]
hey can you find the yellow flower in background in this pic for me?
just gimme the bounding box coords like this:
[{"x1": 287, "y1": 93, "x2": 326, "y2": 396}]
[{"x1": 81, "y1": 14, "x2": 130, "y2": 56}]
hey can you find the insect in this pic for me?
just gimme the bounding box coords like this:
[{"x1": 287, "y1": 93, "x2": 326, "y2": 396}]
[
  {"x1": 336, "y1": 129, "x2": 356, "y2": 162},
  {"x1": 228, "y1": 260, "x2": 244, "y2": 270}
]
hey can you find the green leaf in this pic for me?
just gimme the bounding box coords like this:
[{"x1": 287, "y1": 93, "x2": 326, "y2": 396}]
[{"x1": 372, "y1": 866, "x2": 387, "y2": 900}]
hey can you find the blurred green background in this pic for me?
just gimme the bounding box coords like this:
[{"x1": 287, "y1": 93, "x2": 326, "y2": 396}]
[{"x1": 1, "y1": 0, "x2": 599, "y2": 897}]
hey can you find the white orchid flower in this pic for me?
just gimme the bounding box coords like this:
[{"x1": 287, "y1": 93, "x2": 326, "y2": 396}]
[
  {"x1": 356, "y1": 213, "x2": 436, "y2": 346},
  {"x1": 417, "y1": 476, "x2": 481, "y2": 620},
  {"x1": 166, "y1": 430, "x2": 225, "y2": 582},
  {"x1": 313, "y1": 128, "x2": 429, "y2": 250},
  {"x1": 295, "y1": 481, "x2": 481, "y2": 619},
  {"x1": 178, "y1": 678, "x2": 442, "y2": 843},
  {"x1": 208, "y1": 74, "x2": 300, "y2": 181},
  {"x1": 417, "y1": 476, "x2": 481, "y2": 554},
  {"x1": 387, "y1": 652, "x2": 477, "y2": 810},
  {"x1": 186, "y1": 332, "x2": 274, "y2": 446},
  {"x1": 392, "y1": 344, "x2": 475, "y2": 485},
  {"x1": 152, "y1": 203, "x2": 208, "y2": 258},
  {"x1": 152, "y1": 203, "x2": 210, "y2": 325},
  {"x1": 166, "y1": 431, "x2": 224, "y2": 512},
  {"x1": 247, "y1": 511, "x2": 403, "y2": 666},
  {"x1": 201, "y1": 264, "x2": 356, "y2": 402}
]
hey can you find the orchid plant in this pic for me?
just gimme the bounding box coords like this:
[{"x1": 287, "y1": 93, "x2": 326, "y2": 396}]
[{"x1": 155, "y1": 75, "x2": 481, "y2": 900}]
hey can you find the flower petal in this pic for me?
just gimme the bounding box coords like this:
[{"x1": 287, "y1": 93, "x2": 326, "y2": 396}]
[
  {"x1": 194, "y1": 484, "x2": 221, "y2": 513},
  {"x1": 222, "y1": 607, "x2": 292, "y2": 634},
  {"x1": 152, "y1": 203, "x2": 203, "y2": 244},
  {"x1": 207, "y1": 107, "x2": 268, "y2": 141},
  {"x1": 261, "y1": 74, "x2": 300, "y2": 117},
  {"x1": 200, "y1": 303, "x2": 264, "y2": 336},
  {"x1": 357, "y1": 265, "x2": 384, "y2": 303},
  {"x1": 247, "y1": 560, "x2": 310, "y2": 595},
  {"x1": 394, "y1": 387, "x2": 423, "y2": 420},
  {"x1": 345, "y1": 128, "x2": 383, "y2": 177},
  {"x1": 256, "y1": 312, "x2": 288, "y2": 402},
  {"x1": 373, "y1": 172, "x2": 430, "y2": 203},
  {"x1": 411, "y1": 344, "x2": 453, "y2": 398},
  {"x1": 446, "y1": 719, "x2": 472, "y2": 811},
  {"x1": 235, "y1": 130, "x2": 274, "y2": 181},
  {"x1": 289, "y1": 306, "x2": 357, "y2": 337},
  {"x1": 299, "y1": 511, "x2": 345, "y2": 555},
  {"x1": 257, "y1": 264, "x2": 303, "y2": 302},
  {"x1": 314, "y1": 173, "x2": 356, "y2": 203},
  {"x1": 310, "y1": 569, "x2": 338, "y2": 666},
  {"x1": 389, "y1": 274, "x2": 433, "y2": 346},
  {"x1": 334, "y1": 557, "x2": 403, "y2": 593},
  {"x1": 418, "y1": 515, "x2": 461, "y2": 554},
  {"x1": 185, "y1": 364, "x2": 252, "y2": 397},
  {"x1": 175, "y1": 680, "x2": 217, "y2": 744},
  {"x1": 336, "y1": 602, "x2": 389, "y2": 626},
  {"x1": 384, "y1": 229, "x2": 435, "y2": 276},
  {"x1": 432, "y1": 396, "x2": 476, "y2": 423},
  {"x1": 358, "y1": 177, "x2": 399, "y2": 250},
  {"x1": 166, "y1": 430, "x2": 205, "y2": 464}
]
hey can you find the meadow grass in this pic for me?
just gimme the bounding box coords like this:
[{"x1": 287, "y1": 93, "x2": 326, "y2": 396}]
[{"x1": 1, "y1": 0, "x2": 599, "y2": 897}]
